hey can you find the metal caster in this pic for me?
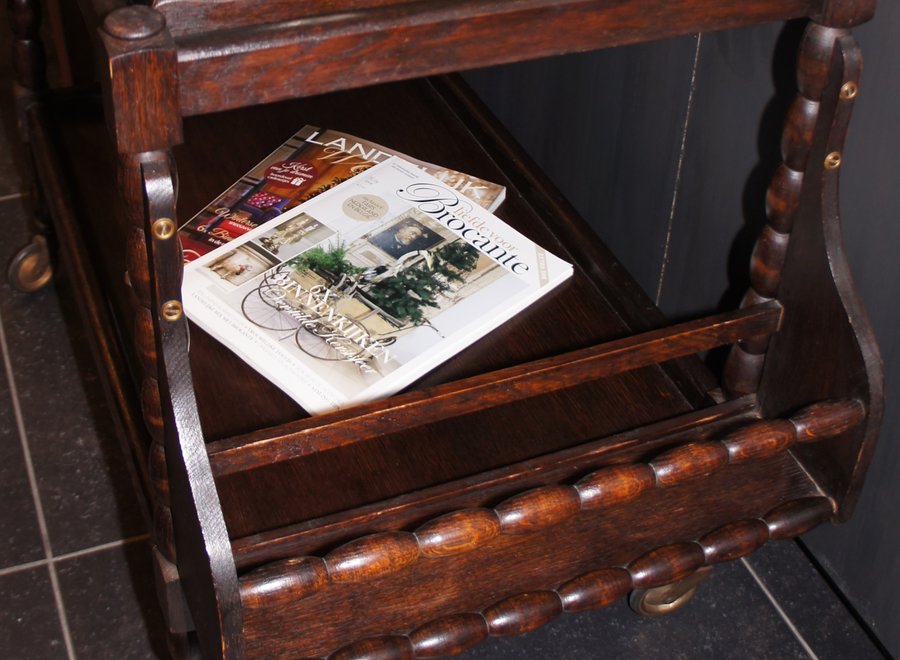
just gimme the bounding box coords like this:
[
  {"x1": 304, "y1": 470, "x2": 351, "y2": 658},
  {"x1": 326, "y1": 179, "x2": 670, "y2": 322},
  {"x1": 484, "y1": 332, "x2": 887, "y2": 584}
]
[
  {"x1": 8, "y1": 235, "x2": 53, "y2": 293},
  {"x1": 628, "y1": 566, "x2": 712, "y2": 616}
]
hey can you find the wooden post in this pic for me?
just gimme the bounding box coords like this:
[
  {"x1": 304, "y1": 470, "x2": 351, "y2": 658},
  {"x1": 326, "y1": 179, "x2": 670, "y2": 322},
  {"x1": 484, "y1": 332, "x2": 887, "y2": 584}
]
[{"x1": 99, "y1": 7, "x2": 243, "y2": 658}]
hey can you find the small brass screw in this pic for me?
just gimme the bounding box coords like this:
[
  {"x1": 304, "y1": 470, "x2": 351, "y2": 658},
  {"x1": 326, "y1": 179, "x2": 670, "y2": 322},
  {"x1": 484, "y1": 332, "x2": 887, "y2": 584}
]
[
  {"x1": 161, "y1": 300, "x2": 183, "y2": 322},
  {"x1": 840, "y1": 82, "x2": 859, "y2": 100},
  {"x1": 824, "y1": 152, "x2": 842, "y2": 170},
  {"x1": 152, "y1": 217, "x2": 176, "y2": 240}
]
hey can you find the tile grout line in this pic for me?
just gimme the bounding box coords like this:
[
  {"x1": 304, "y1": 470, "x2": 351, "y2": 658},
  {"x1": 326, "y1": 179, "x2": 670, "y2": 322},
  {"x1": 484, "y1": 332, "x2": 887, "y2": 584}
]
[
  {"x1": 0, "y1": 557, "x2": 47, "y2": 578},
  {"x1": 55, "y1": 533, "x2": 151, "y2": 562},
  {"x1": 0, "y1": 306, "x2": 78, "y2": 660},
  {"x1": 741, "y1": 557, "x2": 821, "y2": 660},
  {"x1": 0, "y1": 533, "x2": 151, "y2": 579}
]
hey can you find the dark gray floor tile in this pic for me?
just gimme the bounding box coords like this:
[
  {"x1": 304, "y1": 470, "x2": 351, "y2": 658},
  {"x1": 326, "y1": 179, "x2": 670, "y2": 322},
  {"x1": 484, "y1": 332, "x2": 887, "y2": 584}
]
[
  {"x1": 0, "y1": 565, "x2": 67, "y2": 659},
  {"x1": 461, "y1": 559, "x2": 811, "y2": 659},
  {"x1": 0, "y1": 374, "x2": 44, "y2": 568},
  {"x1": 0, "y1": 364, "x2": 44, "y2": 569},
  {"x1": 0, "y1": 198, "x2": 145, "y2": 556},
  {"x1": 56, "y1": 541, "x2": 168, "y2": 659},
  {"x1": 744, "y1": 540, "x2": 886, "y2": 660}
]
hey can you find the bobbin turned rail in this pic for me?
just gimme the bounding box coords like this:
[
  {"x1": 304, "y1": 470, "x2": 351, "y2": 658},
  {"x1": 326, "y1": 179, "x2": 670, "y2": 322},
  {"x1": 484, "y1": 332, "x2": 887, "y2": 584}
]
[
  {"x1": 6, "y1": 0, "x2": 885, "y2": 658},
  {"x1": 236, "y1": 399, "x2": 862, "y2": 658},
  {"x1": 319, "y1": 494, "x2": 833, "y2": 660}
]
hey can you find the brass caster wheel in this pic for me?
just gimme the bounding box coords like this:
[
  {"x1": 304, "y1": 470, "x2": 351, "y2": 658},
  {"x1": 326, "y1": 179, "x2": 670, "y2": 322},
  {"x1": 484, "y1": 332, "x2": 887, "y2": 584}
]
[
  {"x1": 629, "y1": 566, "x2": 712, "y2": 617},
  {"x1": 8, "y1": 235, "x2": 53, "y2": 293}
]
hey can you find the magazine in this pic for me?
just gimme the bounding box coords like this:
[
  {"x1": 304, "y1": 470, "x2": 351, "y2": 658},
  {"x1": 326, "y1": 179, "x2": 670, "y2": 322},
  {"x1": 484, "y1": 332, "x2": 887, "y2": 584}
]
[
  {"x1": 179, "y1": 125, "x2": 506, "y2": 262},
  {"x1": 182, "y1": 156, "x2": 572, "y2": 414}
]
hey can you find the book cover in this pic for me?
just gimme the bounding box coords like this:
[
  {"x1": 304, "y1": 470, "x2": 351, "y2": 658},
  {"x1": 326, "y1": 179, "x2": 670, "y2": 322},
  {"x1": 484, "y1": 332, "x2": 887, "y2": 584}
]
[
  {"x1": 179, "y1": 125, "x2": 506, "y2": 262},
  {"x1": 182, "y1": 156, "x2": 571, "y2": 414}
]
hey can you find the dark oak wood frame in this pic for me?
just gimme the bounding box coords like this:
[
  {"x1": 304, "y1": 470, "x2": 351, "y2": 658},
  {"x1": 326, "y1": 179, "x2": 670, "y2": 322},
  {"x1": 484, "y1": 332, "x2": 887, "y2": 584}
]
[{"x1": 6, "y1": 0, "x2": 884, "y2": 657}]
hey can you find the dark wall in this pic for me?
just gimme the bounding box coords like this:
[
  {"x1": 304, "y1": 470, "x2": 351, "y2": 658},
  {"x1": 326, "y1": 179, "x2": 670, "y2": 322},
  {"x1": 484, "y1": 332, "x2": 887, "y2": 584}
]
[{"x1": 465, "y1": 7, "x2": 899, "y2": 656}]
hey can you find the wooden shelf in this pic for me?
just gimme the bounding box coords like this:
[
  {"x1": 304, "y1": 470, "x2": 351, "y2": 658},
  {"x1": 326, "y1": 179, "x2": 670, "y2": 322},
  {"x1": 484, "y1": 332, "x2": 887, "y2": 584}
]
[{"x1": 33, "y1": 77, "x2": 742, "y2": 535}]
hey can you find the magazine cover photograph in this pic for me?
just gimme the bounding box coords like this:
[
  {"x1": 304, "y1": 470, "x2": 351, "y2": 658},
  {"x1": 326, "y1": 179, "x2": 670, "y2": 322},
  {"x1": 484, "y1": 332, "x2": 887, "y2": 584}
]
[
  {"x1": 178, "y1": 125, "x2": 505, "y2": 262},
  {"x1": 182, "y1": 157, "x2": 571, "y2": 414}
]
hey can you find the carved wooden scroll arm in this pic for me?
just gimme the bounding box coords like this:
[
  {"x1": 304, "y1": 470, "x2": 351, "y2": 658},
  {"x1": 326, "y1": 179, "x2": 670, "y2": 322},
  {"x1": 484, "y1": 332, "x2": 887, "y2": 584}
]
[{"x1": 723, "y1": 12, "x2": 883, "y2": 517}]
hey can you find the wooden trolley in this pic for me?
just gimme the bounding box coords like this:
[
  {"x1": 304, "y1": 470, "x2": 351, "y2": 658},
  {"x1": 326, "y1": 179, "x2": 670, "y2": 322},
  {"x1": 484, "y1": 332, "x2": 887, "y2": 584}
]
[{"x1": 5, "y1": 0, "x2": 884, "y2": 657}]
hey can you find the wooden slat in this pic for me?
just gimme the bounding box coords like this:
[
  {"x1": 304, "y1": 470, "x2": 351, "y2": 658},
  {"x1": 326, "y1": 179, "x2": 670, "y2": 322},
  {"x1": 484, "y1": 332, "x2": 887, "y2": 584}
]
[
  {"x1": 208, "y1": 302, "x2": 781, "y2": 477},
  {"x1": 173, "y1": 0, "x2": 818, "y2": 115}
]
